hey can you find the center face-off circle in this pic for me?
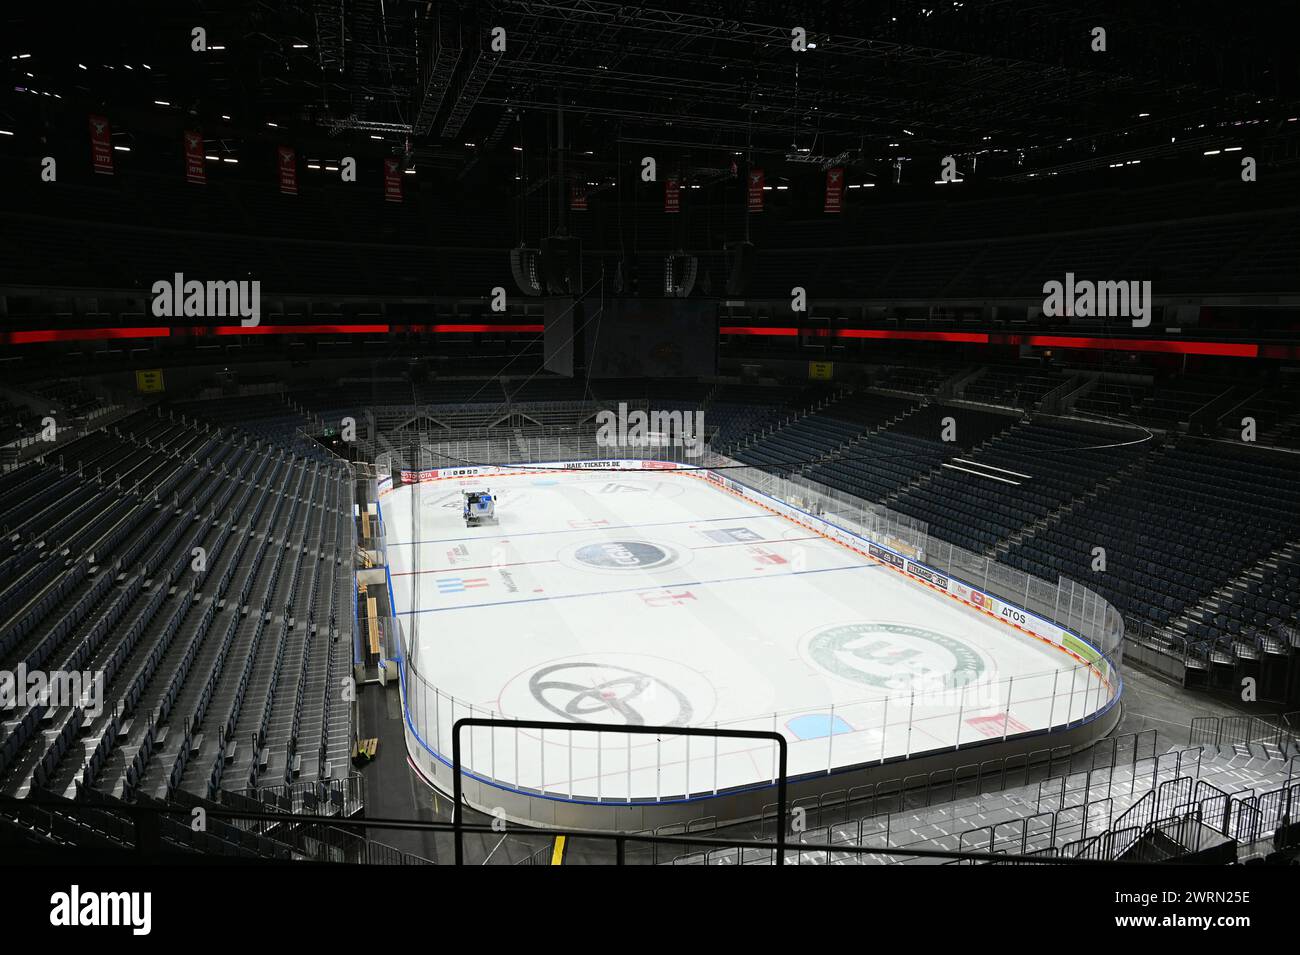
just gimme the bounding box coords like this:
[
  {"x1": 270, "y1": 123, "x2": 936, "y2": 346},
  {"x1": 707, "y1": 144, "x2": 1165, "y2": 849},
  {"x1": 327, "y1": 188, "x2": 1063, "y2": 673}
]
[
  {"x1": 801, "y1": 622, "x2": 989, "y2": 692},
  {"x1": 558, "y1": 538, "x2": 689, "y2": 575},
  {"x1": 575, "y1": 540, "x2": 674, "y2": 570}
]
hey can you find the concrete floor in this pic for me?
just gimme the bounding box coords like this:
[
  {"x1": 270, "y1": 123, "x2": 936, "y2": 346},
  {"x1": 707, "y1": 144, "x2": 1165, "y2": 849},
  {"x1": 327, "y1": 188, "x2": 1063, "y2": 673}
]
[
  {"x1": 357, "y1": 679, "x2": 552, "y2": 865},
  {"x1": 354, "y1": 659, "x2": 1272, "y2": 865},
  {"x1": 1114, "y1": 664, "x2": 1255, "y2": 741}
]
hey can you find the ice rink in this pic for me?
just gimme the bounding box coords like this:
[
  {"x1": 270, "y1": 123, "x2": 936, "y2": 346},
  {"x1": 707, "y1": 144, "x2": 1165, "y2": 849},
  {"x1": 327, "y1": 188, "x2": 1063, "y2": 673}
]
[{"x1": 381, "y1": 467, "x2": 1111, "y2": 802}]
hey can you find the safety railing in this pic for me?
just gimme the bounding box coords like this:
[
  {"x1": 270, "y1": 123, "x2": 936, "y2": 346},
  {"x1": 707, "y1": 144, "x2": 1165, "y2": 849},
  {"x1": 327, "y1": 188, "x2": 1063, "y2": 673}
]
[{"x1": 1189, "y1": 711, "x2": 1300, "y2": 754}]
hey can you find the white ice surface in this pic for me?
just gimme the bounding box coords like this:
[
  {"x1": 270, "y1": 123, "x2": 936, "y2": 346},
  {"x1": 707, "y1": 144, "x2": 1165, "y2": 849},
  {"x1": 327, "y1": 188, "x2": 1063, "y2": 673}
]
[{"x1": 380, "y1": 469, "x2": 1109, "y2": 801}]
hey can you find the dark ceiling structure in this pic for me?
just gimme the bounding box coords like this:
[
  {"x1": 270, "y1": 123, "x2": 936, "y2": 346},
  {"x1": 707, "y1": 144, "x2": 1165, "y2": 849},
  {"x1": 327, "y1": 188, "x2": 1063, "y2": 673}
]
[{"x1": 4, "y1": 0, "x2": 1299, "y2": 186}]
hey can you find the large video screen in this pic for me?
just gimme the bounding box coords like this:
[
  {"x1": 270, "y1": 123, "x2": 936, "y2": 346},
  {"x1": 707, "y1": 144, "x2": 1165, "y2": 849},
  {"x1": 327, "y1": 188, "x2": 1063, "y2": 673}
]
[{"x1": 583, "y1": 298, "x2": 717, "y2": 378}]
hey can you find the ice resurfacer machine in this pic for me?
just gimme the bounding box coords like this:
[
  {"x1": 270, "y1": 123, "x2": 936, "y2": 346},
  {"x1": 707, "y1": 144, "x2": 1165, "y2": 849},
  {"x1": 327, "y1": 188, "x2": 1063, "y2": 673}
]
[{"x1": 462, "y1": 488, "x2": 495, "y2": 527}]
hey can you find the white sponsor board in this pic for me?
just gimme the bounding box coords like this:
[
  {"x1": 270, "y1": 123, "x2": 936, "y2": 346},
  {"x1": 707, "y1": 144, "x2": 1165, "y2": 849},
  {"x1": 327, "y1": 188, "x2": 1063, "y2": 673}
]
[{"x1": 702, "y1": 465, "x2": 1103, "y2": 672}]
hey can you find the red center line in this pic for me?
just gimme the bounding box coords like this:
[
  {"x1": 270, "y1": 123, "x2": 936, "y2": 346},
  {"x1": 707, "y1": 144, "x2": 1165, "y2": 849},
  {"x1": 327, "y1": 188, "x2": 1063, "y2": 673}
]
[
  {"x1": 391, "y1": 557, "x2": 559, "y2": 577},
  {"x1": 392, "y1": 534, "x2": 828, "y2": 578}
]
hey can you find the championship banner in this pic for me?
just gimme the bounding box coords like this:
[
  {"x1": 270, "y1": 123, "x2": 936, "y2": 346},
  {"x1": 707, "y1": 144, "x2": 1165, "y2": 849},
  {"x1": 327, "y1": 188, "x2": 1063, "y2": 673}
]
[
  {"x1": 89, "y1": 114, "x2": 113, "y2": 175},
  {"x1": 383, "y1": 158, "x2": 402, "y2": 203},
  {"x1": 570, "y1": 183, "x2": 588, "y2": 211},
  {"x1": 277, "y1": 146, "x2": 298, "y2": 195},
  {"x1": 664, "y1": 178, "x2": 680, "y2": 213},
  {"x1": 183, "y1": 130, "x2": 205, "y2": 185},
  {"x1": 747, "y1": 168, "x2": 764, "y2": 212},
  {"x1": 824, "y1": 166, "x2": 845, "y2": 213}
]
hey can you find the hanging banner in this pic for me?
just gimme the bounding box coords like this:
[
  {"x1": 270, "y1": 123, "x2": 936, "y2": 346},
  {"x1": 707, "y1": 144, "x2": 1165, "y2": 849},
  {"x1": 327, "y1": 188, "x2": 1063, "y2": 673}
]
[
  {"x1": 384, "y1": 157, "x2": 403, "y2": 203},
  {"x1": 277, "y1": 146, "x2": 298, "y2": 195},
  {"x1": 664, "y1": 178, "x2": 680, "y2": 213},
  {"x1": 89, "y1": 114, "x2": 114, "y2": 175},
  {"x1": 183, "y1": 130, "x2": 206, "y2": 185},
  {"x1": 809, "y1": 361, "x2": 834, "y2": 380},
  {"x1": 824, "y1": 166, "x2": 845, "y2": 213},
  {"x1": 569, "y1": 183, "x2": 587, "y2": 211},
  {"x1": 747, "y1": 168, "x2": 765, "y2": 212}
]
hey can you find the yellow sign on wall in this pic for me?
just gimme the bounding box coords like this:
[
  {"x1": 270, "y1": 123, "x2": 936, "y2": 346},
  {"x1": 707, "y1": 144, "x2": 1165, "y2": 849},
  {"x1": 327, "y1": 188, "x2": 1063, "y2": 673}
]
[
  {"x1": 808, "y1": 361, "x2": 834, "y2": 380},
  {"x1": 135, "y1": 369, "x2": 165, "y2": 393}
]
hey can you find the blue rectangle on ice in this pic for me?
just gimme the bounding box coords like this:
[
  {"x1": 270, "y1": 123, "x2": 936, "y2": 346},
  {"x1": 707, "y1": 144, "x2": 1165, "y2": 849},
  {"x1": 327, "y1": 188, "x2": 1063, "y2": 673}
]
[{"x1": 786, "y1": 714, "x2": 853, "y2": 740}]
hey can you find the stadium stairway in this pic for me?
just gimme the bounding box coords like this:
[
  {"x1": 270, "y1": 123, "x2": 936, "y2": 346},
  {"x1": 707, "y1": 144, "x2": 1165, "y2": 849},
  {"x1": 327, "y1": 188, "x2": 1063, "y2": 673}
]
[
  {"x1": 990, "y1": 437, "x2": 1156, "y2": 560},
  {"x1": 672, "y1": 729, "x2": 1298, "y2": 865},
  {"x1": 1002, "y1": 437, "x2": 1300, "y2": 638},
  {"x1": 1159, "y1": 539, "x2": 1300, "y2": 654}
]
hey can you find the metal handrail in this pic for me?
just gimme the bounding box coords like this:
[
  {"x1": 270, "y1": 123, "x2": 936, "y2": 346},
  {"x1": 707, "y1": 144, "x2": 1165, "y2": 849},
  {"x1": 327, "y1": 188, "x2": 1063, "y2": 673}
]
[{"x1": 451, "y1": 717, "x2": 789, "y2": 866}]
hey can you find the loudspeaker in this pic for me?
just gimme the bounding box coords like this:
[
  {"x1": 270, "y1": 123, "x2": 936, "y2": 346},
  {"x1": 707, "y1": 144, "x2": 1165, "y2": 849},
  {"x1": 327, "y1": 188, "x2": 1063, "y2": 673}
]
[
  {"x1": 724, "y1": 240, "x2": 754, "y2": 296},
  {"x1": 509, "y1": 247, "x2": 543, "y2": 296},
  {"x1": 541, "y1": 235, "x2": 582, "y2": 294},
  {"x1": 664, "y1": 252, "x2": 698, "y2": 298}
]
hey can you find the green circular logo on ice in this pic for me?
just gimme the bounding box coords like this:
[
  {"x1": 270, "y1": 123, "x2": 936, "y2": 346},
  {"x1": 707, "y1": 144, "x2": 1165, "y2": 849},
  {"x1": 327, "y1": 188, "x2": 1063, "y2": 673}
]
[
  {"x1": 804, "y1": 623, "x2": 986, "y2": 691},
  {"x1": 574, "y1": 540, "x2": 675, "y2": 570}
]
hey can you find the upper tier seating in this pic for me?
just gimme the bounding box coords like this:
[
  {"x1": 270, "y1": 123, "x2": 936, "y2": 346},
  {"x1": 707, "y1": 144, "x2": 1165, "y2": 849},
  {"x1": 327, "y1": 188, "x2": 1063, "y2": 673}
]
[
  {"x1": 1003, "y1": 440, "x2": 1300, "y2": 628},
  {"x1": 888, "y1": 418, "x2": 1148, "y2": 555}
]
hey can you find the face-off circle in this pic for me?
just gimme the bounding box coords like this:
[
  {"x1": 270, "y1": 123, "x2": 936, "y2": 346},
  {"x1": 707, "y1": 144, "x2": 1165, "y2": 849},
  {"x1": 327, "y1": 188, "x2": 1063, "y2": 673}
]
[
  {"x1": 558, "y1": 538, "x2": 688, "y2": 575},
  {"x1": 576, "y1": 540, "x2": 673, "y2": 570},
  {"x1": 800, "y1": 622, "x2": 989, "y2": 692}
]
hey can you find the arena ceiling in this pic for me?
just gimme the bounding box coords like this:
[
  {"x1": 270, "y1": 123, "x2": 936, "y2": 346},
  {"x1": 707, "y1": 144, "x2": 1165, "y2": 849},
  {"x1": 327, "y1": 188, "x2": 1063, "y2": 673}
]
[{"x1": 4, "y1": 0, "x2": 1299, "y2": 183}]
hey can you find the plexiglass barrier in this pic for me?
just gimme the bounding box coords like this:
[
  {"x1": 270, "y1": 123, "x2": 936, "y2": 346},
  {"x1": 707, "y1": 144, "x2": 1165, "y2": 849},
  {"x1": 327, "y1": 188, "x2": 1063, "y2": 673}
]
[{"x1": 373, "y1": 435, "x2": 1124, "y2": 805}]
